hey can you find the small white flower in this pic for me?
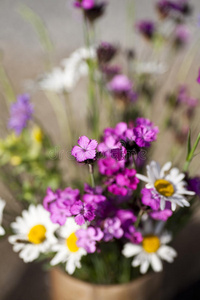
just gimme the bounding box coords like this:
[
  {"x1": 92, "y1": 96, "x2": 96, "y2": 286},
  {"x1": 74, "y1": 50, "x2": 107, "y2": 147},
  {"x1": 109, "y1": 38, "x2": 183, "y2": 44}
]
[
  {"x1": 39, "y1": 47, "x2": 96, "y2": 93},
  {"x1": 0, "y1": 198, "x2": 6, "y2": 236},
  {"x1": 50, "y1": 217, "x2": 87, "y2": 275},
  {"x1": 122, "y1": 220, "x2": 177, "y2": 274},
  {"x1": 8, "y1": 205, "x2": 58, "y2": 263},
  {"x1": 136, "y1": 161, "x2": 195, "y2": 210}
]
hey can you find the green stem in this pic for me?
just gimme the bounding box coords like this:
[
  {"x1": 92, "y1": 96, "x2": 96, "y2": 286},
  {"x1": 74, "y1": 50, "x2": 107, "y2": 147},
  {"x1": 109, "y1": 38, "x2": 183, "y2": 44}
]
[
  {"x1": 88, "y1": 164, "x2": 95, "y2": 188},
  {"x1": 134, "y1": 210, "x2": 144, "y2": 228}
]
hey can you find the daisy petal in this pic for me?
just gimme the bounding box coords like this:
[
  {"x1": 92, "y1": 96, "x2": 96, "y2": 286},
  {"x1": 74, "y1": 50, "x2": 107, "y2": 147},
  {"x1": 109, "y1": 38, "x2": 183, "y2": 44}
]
[
  {"x1": 150, "y1": 253, "x2": 163, "y2": 272},
  {"x1": 122, "y1": 244, "x2": 141, "y2": 257}
]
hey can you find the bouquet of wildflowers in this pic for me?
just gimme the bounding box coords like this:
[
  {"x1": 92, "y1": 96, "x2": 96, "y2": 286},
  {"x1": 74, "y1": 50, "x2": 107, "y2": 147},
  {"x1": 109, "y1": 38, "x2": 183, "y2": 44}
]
[{"x1": 0, "y1": 0, "x2": 200, "y2": 285}]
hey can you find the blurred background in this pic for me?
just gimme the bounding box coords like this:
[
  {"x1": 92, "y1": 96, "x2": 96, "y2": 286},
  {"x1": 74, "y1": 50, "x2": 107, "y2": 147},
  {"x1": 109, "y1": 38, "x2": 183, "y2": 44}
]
[{"x1": 0, "y1": 0, "x2": 200, "y2": 299}]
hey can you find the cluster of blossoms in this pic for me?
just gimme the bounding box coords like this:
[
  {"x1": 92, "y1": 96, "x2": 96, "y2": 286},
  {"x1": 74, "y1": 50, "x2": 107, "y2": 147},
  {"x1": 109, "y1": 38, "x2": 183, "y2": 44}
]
[{"x1": 8, "y1": 117, "x2": 196, "y2": 276}]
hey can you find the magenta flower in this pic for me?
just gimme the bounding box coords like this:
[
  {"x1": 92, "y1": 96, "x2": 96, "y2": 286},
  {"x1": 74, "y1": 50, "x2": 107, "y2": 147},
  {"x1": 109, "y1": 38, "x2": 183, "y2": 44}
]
[
  {"x1": 8, "y1": 94, "x2": 33, "y2": 135},
  {"x1": 98, "y1": 157, "x2": 125, "y2": 176},
  {"x1": 125, "y1": 226, "x2": 143, "y2": 244},
  {"x1": 197, "y1": 69, "x2": 200, "y2": 84},
  {"x1": 43, "y1": 187, "x2": 58, "y2": 211},
  {"x1": 136, "y1": 20, "x2": 156, "y2": 40},
  {"x1": 108, "y1": 169, "x2": 139, "y2": 196},
  {"x1": 108, "y1": 75, "x2": 133, "y2": 94},
  {"x1": 71, "y1": 136, "x2": 98, "y2": 162},
  {"x1": 83, "y1": 183, "x2": 106, "y2": 204},
  {"x1": 73, "y1": 0, "x2": 95, "y2": 10},
  {"x1": 43, "y1": 187, "x2": 80, "y2": 226},
  {"x1": 141, "y1": 188, "x2": 172, "y2": 221},
  {"x1": 76, "y1": 227, "x2": 103, "y2": 253},
  {"x1": 133, "y1": 125, "x2": 157, "y2": 147},
  {"x1": 71, "y1": 200, "x2": 95, "y2": 225},
  {"x1": 103, "y1": 217, "x2": 123, "y2": 241}
]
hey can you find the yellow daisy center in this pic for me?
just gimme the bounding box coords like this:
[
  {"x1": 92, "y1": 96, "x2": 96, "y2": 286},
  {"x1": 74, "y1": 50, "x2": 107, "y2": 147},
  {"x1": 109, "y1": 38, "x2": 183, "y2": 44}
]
[
  {"x1": 66, "y1": 232, "x2": 79, "y2": 252},
  {"x1": 154, "y1": 179, "x2": 174, "y2": 197},
  {"x1": 142, "y1": 235, "x2": 160, "y2": 253},
  {"x1": 28, "y1": 224, "x2": 46, "y2": 244}
]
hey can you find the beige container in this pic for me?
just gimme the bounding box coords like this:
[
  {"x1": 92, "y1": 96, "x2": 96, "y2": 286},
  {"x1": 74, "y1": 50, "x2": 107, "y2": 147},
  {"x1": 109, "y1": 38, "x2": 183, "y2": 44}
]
[{"x1": 50, "y1": 268, "x2": 162, "y2": 300}]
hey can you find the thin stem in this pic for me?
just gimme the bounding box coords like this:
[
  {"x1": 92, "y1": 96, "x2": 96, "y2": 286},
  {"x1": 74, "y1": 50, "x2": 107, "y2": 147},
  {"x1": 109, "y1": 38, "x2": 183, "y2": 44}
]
[
  {"x1": 134, "y1": 210, "x2": 144, "y2": 228},
  {"x1": 88, "y1": 164, "x2": 95, "y2": 188}
]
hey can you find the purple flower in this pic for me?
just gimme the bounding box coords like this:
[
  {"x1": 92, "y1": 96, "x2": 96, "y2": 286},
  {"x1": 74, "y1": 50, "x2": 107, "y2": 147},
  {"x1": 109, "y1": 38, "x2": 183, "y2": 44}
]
[
  {"x1": 103, "y1": 217, "x2": 123, "y2": 241},
  {"x1": 116, "y1": 209, "x2": 137, "y2": 235},
  {"x1": 125, "y1": 226, "x2": 143, "y2": 244},
  {"x1": 141, "y1": 188, "x2": 172, "y2": 221},
  {"x1": 136, "y1": 20, "x2": 156, "y2": 40},
  {"x1": 98, "y1": 157, "x2": 125, "y2": 176},
  {"x1": 97, "y1": 42, "x2": 117, "y2": 64},
  {"x1": 71, "y1": 136, "x2": 98, "y2": 162},
  {"x1": 73, "y1": 0, "x2": 95, "y2": 10},
  {"x1": 150, "y1": 209, "x2": 172, "y2": 221},
  {"x1": 49, "y1": 202, "x2": 71, "y2": 225},
  {"x1": 43, "y1": 187, "x2": 58, "y2": 211},
  {"x1": 43, "y1": 187, "x2": 80, "y2": 226},
  {"x1": 101, "y1": 65, "x2": 121, "y2": 80},
  {"x1": 141, "y1": 188, "x2": 160, "y2": 210},
  {"x1": 108, "y1": 169, "x2": 139, "y2": 196},
  {"x1": 108, "y1": 75, "x2": 133, "y2": 94},
  {"x1": 71, "y1": 200, "x2": 95, "y2": 225},
  {"x1": 76, "y1": 227, "x2": 103, "y2": 253},
  {"x1": 133, "y1": 125, "x2": 157, "y2": 147},
  {"x1": 197, "y1": 69, "x2": 200, "y2": 84},
  {"x1": 174, "y1": 25, "x2": 190, "y2": 46},
  {"x1": 8, "y1": 94, "x2": 33, "y2": 135},
  {"x1": 187, "y1": 177, "x2": 200, "y2": 197},
  {"x1": 83, "y1": 183, "x2": 106, "y2": 204}
]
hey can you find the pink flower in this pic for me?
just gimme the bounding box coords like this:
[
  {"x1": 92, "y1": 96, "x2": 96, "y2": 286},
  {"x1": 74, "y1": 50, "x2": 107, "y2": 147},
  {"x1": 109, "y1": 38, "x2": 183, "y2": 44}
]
[
  {"x1": 98, "y1": 157, "x2": 125, "y2": 176},
  {"x1": 71, "y1": 136, "x2": 98, "y2": 162},
  {"x1": 71, "y1": 200, "x2": 95, "y2": 225},
  {"x1": 73, "y1": 0, "x2": 95, "y2": 10},
  {"x1": 197, "y1": 69, "x2": 200, "y2": 84},
  {"x1": 108, "y1": 169, "x2": 139, "y2": 196},
  {"x1": 76, "y1": 227, "x2": 103, "y2": 253}
]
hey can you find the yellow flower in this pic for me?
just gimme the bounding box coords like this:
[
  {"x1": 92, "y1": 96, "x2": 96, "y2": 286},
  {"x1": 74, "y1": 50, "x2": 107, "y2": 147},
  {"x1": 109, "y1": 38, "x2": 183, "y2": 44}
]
[
  {"x1": 10, "y1": 156, "x2": 22, "y2": 166},
  {"x1": 32, "y1": 126, "x2": 43, "y2": 143}
]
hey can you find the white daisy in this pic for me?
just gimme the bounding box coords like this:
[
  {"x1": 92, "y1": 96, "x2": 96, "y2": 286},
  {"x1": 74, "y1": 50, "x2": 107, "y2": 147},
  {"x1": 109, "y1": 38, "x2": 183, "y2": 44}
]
[
  {"x1": 39, "y1": 47, "x2": 96, "y2": 93},
  {"x1": 136, "y1": 161, "x2": 195, "y2": 211},
  {"x1": 122, "y1": 220, "x2": 177, "y2": 274},
  {"x1": 50, "y1": 217, "x2": 87, "y2": 275},
  {"x1": 0, "y1": 198, "x2": 6, "y2": 236},
  {"x1": 8, "y1": 204, "x2": 58, "y2": 263}
]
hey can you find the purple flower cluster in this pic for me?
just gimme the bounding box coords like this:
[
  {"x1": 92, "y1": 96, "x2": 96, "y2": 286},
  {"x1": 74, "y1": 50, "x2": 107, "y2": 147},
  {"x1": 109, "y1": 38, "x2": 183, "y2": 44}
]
[
  {"x1": 98, "y1": 119, "x2": 159, "y2": 157},
  {"x1": 8, "y1": 94, "x2": 33, "y2": 135},
  {"x1": 156, "y1": 0, "x2": 192, "y2": 18},
  {"x1": 43, "y1": 187, "x2": 95, "y2": 226},
  {"x1": 107, "y1": 169, "x2": 139, "y2": 196}
]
